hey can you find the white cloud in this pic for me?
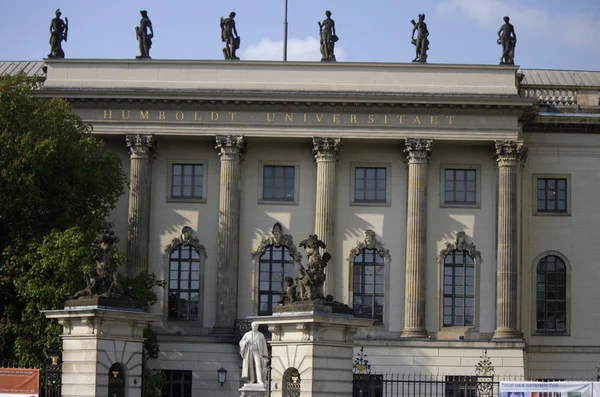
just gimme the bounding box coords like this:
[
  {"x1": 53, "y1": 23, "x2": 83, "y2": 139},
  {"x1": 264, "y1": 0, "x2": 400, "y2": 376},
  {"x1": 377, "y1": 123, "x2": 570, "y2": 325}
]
[
  {"x1": 436, "y1": 0, "x2": 600, "y2": 48},
  {"x1": 241, "y1": 36, "x2": 345, "y2": 62}
]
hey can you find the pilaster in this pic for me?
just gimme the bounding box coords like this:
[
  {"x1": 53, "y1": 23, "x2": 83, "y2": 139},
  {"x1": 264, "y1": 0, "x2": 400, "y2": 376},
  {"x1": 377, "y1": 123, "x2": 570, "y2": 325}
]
[
  {"x1": 312, "y1": 137, "x2": 341, "y2": 297},
  {"x1": 215, "y1": 135, "x2": 246, "y2": 330},
  {"x1": 492, "y1": 141, "x2": 527, "y2": 340},
  {"x1": 401, "y1": 138, "x2": 432, "y2": 339},
  {"x1": 126, "y1": 134, "x2": 155, "y2": 278}
]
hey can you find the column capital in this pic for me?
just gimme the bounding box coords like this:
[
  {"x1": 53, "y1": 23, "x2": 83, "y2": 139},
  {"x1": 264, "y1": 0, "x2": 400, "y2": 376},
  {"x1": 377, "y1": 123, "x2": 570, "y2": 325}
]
[
  {"x1": 312, "y1": 137, "x2": 341, "y2": 162},
  {"x1": 126, "y1": 134, "x2": 155, "y2": 159},
  {"x1": 216, "y1": 135, "x2": 246, "y2": 161},
  {"x1": 494, "y1": 141, "x2": 527, "y2": 168},
  {"x1": 404, "y1": 138, "x2": 432, "y2": 164}
]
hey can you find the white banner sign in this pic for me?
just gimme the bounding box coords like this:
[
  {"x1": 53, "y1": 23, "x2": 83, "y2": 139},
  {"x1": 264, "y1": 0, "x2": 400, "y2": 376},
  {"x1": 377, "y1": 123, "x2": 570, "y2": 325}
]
[{"x1": 500, "y1": 381, "x2": 593, "y2": 397}]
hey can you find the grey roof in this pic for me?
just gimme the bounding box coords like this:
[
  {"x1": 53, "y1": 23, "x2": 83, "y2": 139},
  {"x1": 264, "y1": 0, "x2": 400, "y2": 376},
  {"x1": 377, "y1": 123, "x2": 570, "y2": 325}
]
[
  {"x1": 520, "y1": 69, "x2": 600, "y2": 88},
  {"x1": 0, "y1": 61, "x2": 45, "y2": 77}
]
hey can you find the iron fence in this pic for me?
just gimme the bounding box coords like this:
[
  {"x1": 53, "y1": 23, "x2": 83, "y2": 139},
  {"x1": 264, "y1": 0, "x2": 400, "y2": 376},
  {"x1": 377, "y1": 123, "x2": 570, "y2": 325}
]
[{"x1": 0, "y1": 357, "x2": 62, "y2": 397}]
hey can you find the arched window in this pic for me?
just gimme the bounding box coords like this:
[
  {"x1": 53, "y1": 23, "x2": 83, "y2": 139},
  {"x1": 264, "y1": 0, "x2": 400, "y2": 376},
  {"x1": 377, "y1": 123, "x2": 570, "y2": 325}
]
[
  {"x1": 348, "y1": 230, "x2": 390, "y2": 325},
  {"x1": 252, "y1": 223, "x2": 301, "y2": 316},
  {"x1": 164, "y1": 227, "x2": 206, "y2": 322},
  {"x1": 283, "y1": 367, "x2": 301, "y2": 397},
  {"x1": 536, "y1": 255, "x2": 567, "y2": 332}
]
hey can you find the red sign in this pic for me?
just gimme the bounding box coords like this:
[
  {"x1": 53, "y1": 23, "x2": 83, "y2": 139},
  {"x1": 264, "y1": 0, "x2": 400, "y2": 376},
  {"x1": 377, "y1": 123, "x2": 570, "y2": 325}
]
[{"x1": 0, "y1": 368, "x2": 39, "y2": 396}]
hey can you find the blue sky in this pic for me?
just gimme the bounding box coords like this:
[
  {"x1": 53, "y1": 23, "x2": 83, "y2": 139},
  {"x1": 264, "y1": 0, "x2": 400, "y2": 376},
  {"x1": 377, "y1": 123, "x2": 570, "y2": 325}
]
[{"x1": 3, "y1": 0, "x2": 600, "y2": 70}]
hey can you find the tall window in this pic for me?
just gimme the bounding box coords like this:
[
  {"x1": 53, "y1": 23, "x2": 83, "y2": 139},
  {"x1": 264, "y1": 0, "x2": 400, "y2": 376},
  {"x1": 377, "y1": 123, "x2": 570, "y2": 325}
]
[
  {"x1": 263, "y1": 165, "x2": 295, "y2": 201},
  {"x1": 537, "y1": 178, "x2": 567, "y2": 213},
  {"x1": 354, "y1": 167, "x2": 387, "y2": 203},
  {"x1": 536, "y1": 255, "x2": 567, "y2": 332},
  {"x1": 171, "y1": 164, "x2": 203, "y2": 199},
  {"x1": 259, "y1": 245, "x2": 295, "y2": 315},
  {"x1": 443, "y1": 250, "x2": 475, "y2": 327},
  {"x1": 162, "y1": 370, "x2": 192, "y2": 397},
  {"x1": 353, "y1": 248, "x2": 385, "y2": 324},
  {"x1": 169, "y1": 244, "x2": 200, "y2": 321},
  {"x1": 444, "y1": 169, "x2": 476, "y2": 204}
]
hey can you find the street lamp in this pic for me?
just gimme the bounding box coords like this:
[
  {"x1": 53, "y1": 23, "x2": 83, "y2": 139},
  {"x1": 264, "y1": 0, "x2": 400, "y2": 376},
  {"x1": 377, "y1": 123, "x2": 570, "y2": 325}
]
[{"x1": 217, "y1": 367, "x2": 227, "y2": 387}]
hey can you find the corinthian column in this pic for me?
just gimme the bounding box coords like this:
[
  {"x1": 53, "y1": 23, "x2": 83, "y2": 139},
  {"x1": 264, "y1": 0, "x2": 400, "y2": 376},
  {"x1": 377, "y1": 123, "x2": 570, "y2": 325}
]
[
  {"x1": 215, "y1": 136, "x2": 246, "y2": 331},
  {"x1": 401, "y1": 138, "x2": 432, "y2": 339},
  {"x1": 312, "y1": 137, "x2": 341, "y2": 296},
  {"x1": 492, "y1": 141, "x2": 527, "y2": 340},
  {"x1": 126, "y1": 134, "x2": 155, "y2": 278}
]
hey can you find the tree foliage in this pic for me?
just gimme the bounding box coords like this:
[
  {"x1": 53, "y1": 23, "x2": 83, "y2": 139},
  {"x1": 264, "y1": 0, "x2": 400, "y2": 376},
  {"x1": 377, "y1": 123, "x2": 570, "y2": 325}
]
[{"x1": 0, "y1": 73, "x2": 126, "y2": 361}]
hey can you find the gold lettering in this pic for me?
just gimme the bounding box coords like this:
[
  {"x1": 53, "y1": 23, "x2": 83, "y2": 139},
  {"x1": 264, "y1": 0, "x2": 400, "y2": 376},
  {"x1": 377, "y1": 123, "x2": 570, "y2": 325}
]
[
  {"x1": 121, "y1": 110, "x2": 130, "y2": 120},
  {"x1": 103, "y1": 110, "x2": 112, "y2": 120},
  {"x1": 194, "y1": 112, "x2": 201, "y2": 121},
  {"x1": 384, "y1": 115, "x2": 388, "y2": 124},
  {"x1": 396, "y1": 115, "x2": 406, "y2": 124},
  {"x1": 228, "y1": 112, "x2": 238, "y2": 121},
  {"x1": 159, "y1": 111, "x2": 166, "y2": 120},
  {"x1": 430, "y1": 116, "x2": 438, "y2": 125},
  {"x1": 333, "y1": 114, "x2": 340, "y2": 124},
  {"x1": 285, "y1": 113, "x2": 293, "y2": 122},
  {"x1": 367, "y1": 115, "x2": 375, "y2": 124},
  {"x1": 211, "y1": 112, "x2": 220, "y2": 121},
  {"x1": 413, "y1": 116, "x2": 421, "y2": 125},
  {"x1": 316, "y1": 114, "x2": 324, "y2": 122},
  {"x1": 303, "y1": 113, "x2": 307, "y2": 123},
  {"x1": 176, "y1": 111, "x2": 185, "y2": 121},
  {"x1": 140, "y1": 111, "x2": 149, "y2": 120},
  {"x1": 350, "y1": 114, "x2": 357, "y2": 123},
  {"x1": 446, "y1": 115, "x2": 455, "y2": 125},
  {"x1": 266, "y1": 113, "x2": 275, "y2": 122}
]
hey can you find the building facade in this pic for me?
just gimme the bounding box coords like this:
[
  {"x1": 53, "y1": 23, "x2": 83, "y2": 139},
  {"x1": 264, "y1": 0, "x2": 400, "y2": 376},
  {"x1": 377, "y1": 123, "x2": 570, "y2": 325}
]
[{"x1": 4, "y1": 59, "x2": 600, "y2": 395}]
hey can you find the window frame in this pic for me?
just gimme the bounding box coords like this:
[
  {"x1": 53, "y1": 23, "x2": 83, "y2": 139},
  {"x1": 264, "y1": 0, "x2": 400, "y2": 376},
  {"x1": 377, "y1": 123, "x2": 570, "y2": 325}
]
[
  {"x1": 257, "y1": 161, "x2": 300, "y2": 205},
  {"x1": 166, "y1": 159, "x2": 208, "y2": 203},
  {"x1": 162, "y1": 370, "x2": 192, "y2": 397},
  {"x1": 533, "y1": 174, "x2": 571, "y2": 216},
  {"x1": 439, "y1": 164, "x2": 481, "y2": 209},
  {"x1": 168, "y1": 244, "x2": 202, "y2": 322},
  {"x1": 532, "y1": 251, "x2": 570, "y2": 336},
  {"x1": 350, "y1": 162, "x2": 392, "y2": 207},
  {"x1": 442, "y1": 250, "x2": 476, "y2": 328},
  {"x1": 258, "y1": 245, "x2": 296, "y2": 316},
  {"x1": 351, "y1": 248, "x2": 386, "y2": 325}
]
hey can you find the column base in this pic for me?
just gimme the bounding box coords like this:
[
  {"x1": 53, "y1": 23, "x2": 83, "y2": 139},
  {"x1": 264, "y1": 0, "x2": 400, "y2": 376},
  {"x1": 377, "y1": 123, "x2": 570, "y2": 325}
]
[
  {"x1": 491, "y1": 327, "x2": 523, "y2": 341},
  {"x1": 400, "y1": 327, "x2": 429, "y2": 339}
]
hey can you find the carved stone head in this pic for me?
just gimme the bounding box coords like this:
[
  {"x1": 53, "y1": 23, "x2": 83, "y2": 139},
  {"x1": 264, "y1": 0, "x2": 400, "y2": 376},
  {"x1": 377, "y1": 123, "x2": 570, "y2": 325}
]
[
  {"x1": 272, "y1": 223, "x2": 283, "y2": 246},
  {"x1": 182, "y1": 226, "x2": 193, "y2": 242},
  {"x1": 456, "y1": 231, "x2": 467, "y2": 251},
  {"x1": 364, "y1": 230, "x2": 376, "y2": 248}
]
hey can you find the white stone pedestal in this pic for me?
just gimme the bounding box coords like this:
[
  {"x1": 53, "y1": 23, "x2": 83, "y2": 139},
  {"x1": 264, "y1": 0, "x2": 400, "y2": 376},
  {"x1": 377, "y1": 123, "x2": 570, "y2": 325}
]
[
  {"x1": 44, "y1": 300, "x2": 162, "y2": 397},
  {"x1": 239, "y1": 382, "x2": 267, "y2": 397},
  {"x1": 254, "y1": 305, "x2": 373, "y2": 397}
]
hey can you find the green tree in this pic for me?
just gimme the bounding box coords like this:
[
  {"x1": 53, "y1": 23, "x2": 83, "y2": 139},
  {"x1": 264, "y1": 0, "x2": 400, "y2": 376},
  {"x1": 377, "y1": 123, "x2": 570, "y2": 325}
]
[{"x1": 0, "y1": 72, "x2": 126, "y2": 362}]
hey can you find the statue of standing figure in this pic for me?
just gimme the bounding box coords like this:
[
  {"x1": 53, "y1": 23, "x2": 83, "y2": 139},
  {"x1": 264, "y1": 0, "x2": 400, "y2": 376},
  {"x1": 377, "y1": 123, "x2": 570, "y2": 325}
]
[
  {"x1": 221, "y1": 12, "x2": 240, "y2": 60},
  {"x1": 318, "y1": 10, "x2": 338, "y2": 62},
  {"x1": 411, "y1": 14, "x2": 429, "y2": 63},
  {"x1": 239, "y1": 322, "x2": 268, "y2": 385},
  {"x1": 497, "y1": 16, "x2": 517, "y2": 65},
  {"x1": 48, "y1": 9, "x2": 68, "y2": 58},
  {"x1": 135, "y1": 10, "x2": 154, "y2": 59}
]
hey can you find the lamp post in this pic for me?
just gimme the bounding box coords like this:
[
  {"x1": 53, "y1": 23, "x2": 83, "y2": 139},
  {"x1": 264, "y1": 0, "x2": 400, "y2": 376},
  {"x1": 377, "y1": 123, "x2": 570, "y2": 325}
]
[
  {"x1": 217, "y1": 367, "x2": 227, "y2": 387},
  {"x1": 283, "y1": 0, "x2": 288, "y2": 61}
]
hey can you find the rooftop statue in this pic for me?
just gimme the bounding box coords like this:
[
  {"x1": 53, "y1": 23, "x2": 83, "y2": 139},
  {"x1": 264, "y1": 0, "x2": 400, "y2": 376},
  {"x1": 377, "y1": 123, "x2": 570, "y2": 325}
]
[
  {"x1": 318, "y1": 10, "x2": 338, "y2": 62},
  {"x1": 221, "y1": 12, "x2": 241, "y2": 60},
  {"x1": 48, "y1": 9, "x2": 68, "y2": 58},
  {"x1": 497, "y1": 16, "x2": 517, "y2": 65},
  {"x1": 135, "y1": 10, "x2": 154, "y2": 59},
  {"x1": 411, "y1": 14, "x2": 429, "y2": 63}
]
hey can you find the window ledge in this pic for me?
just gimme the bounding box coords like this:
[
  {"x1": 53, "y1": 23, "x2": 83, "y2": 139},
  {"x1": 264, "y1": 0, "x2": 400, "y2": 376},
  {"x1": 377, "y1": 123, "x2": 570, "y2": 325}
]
[
  {"x1": 532, "y1": 331, "x2": 569, "y2": 336},
  {"x1": 351, "y1": 201, "x2": 391, "y2": 208},
  {"x1": 441, "y1": 203, "x2": 481, "y2": 209},
  {"x1": 533, "y1": 211, "x2": 571, "y2": 217},
  {"x1": 167, "y1": 197, "x2": 207, "y2": 204},
  {"x1": 258, "y1": 199, "x2": 299, "y2": 206}
]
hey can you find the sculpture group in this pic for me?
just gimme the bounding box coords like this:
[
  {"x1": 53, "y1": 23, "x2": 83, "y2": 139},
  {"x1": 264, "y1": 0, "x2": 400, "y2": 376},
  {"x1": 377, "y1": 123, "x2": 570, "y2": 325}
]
[{"x1": 48, "y1": 9, "x2": 517, "y2": 65}]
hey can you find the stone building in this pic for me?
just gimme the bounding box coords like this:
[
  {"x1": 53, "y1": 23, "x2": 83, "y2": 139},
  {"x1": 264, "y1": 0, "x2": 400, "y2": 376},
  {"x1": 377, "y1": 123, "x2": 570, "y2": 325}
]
[{"x1": 2, "y1": 59, "x2": 600, "y2": 395}]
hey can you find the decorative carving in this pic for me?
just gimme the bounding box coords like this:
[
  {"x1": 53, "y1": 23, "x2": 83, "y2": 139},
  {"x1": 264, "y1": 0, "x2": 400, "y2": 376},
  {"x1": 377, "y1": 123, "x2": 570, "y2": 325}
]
[
  {"x1": 475, "y1": 349, "x2": 495, "y2": 376},
  {"x1": 493, "y1": 141, "x2": 527, "y2": 168},
  {"x1": 48, "y1": 9, "x2": 68, "y2": 59},
  {"x1": 164, "y1": 226, "x2": 206, "y2": 258},
  {"x1": 318, "y1": 10, "x2": 338, "y2": 62},
  {"x1": 298, "y1": 235, "x2": 329, "y2": 301},
  {"x1": 220, "y1": 12, "x2": 241, "y2": 60},
  {"x1": 126, "y1": 134, "x2": 155, "y2": 159},
  {"x1": 135, "y1": 10, "x2": 154, "y2": 59},
  {"x1": 252, "y1": 223, "x2": 302, "y2": 263},
  {"x1": 312, "y1": 137, "x2": 341, "y2": 162},
  {"x1": 438, "y1": 231, "x2": 481, "y2": 264},
  {"x1": 347, "y1": 230, "x2": 390, "y2": 262},
  {"x1": 268, "y1": 325, "x2": 281, "y2": 341},
  {"x1": 497, "y1": 16, "x2": 517, "y2": 65},
  {"x1": 404, "y1": 138, "x2": 432, "y2": 163},
  {"x1": 410, "y1": 14, "x2": 429, "y2": 63},
  {"x1": 353, "y1": 346, "x2": 371, "y2": 374},
  {"x1": 215, "y1": 135, "x2": 246, "y2": 160}
]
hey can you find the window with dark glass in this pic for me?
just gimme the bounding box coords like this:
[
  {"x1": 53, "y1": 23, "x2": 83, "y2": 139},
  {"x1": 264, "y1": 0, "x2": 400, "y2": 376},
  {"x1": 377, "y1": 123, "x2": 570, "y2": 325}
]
[
  {"x1": 536, "y1": 255, "x2": 567, "y2": 332},
  {"x1": 162, "y1": 370, "x2": 192, "y2": 397},
  {"x1": 443, "y1": 250, "x2": 475, "y2": 327},
  {"x1": 259, "y1": 245, "x2": 295, "y2": 315},
  {"x1": 444, "y1": 169, "x2": 476, "y2": 204},
  {"x1": 263, "y1": 165, "x2": 295, "y2": 201},
  {"x1": 537, "y1": 178, "x2": 567, "y2": 213},
  {"x1": 355, "y1": 167, "x2": 386, "y2": 202},
  {"x1": 444, "y1": 376, "x2": 477, "y2": 397},
  {"x1": 353, "y1": 248, "x2": 385, "y2": 324},
  {"x1": 168, "y1": 244, "x2": 200, "y2": 321},
  {"x1": 171, "y1": 164, "x2": 203, "y2": 199}
]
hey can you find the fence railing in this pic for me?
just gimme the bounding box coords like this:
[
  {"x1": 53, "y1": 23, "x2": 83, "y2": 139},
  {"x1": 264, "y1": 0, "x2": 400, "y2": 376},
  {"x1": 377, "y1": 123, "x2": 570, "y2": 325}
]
[{"x1": 1, "y1": 358, "x2": 62, "y2": 397}]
